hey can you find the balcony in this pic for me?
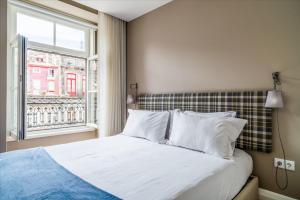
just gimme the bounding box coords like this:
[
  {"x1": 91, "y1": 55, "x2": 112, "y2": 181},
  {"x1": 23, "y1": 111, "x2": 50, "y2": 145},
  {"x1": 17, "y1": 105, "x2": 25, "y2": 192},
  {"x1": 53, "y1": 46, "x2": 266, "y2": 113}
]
[{"x1": 27, "y1": 96, "x2": 86, "y2": 132}]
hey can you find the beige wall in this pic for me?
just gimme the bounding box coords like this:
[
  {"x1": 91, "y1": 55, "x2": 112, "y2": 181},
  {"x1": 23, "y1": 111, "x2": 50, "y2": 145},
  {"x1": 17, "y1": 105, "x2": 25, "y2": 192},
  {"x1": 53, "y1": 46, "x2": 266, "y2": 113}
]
[
  {"x1": 127, "y1": 0, "x2": 300, "y2": 198},
  {"x1": 0, "y1": 0, "x2": 7, "y2": 153},
  {"x1": 7, "y1": 131, "x2": 97, "y2": 151}
]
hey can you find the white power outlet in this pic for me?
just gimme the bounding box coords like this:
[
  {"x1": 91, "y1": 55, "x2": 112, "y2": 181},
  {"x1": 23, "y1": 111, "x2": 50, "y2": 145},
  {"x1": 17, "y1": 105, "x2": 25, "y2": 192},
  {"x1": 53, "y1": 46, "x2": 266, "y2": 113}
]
[{"x1": 274, "y1": 158, "x2": 295, "y2": 171}]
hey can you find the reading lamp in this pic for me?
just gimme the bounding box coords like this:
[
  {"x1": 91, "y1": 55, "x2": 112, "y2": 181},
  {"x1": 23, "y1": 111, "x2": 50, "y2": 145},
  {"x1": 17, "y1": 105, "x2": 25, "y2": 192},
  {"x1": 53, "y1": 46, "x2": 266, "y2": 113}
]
[
  {"x1": 127, "y1": 83, "x2": 138, "y2": 108},
  {"x1": 126, "y1": 94, "x2": 135, "y2": 104},
  {"x1": 265, "y1": 72, "x2": 288, "y2": 190},
  {"x1": 265, "y1": 72, "x2": 283, "y2": 108}
]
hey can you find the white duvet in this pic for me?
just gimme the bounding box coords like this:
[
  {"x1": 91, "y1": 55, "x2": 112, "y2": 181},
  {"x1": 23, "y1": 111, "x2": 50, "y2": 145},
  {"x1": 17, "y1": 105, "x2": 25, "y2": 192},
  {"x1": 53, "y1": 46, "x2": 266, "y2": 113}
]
[{"x1": 45, "y1": 135, "x2": 252, "y2": 200}]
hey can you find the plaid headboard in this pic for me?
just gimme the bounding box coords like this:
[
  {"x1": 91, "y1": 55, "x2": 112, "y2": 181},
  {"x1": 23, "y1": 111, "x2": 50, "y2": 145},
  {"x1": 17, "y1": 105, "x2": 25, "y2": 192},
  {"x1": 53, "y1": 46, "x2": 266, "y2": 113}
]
[{"x1": 138, "y1": 91, "x2": 273, "y2": 153}]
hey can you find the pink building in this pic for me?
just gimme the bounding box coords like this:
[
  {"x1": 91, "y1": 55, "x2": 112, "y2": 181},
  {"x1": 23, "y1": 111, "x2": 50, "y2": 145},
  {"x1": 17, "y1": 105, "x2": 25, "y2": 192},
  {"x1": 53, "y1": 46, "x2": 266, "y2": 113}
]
[
  {"x1": 27, "y1": 63, "x2": 60, "y2": 96},
  {"x1": 26, "y1": 50, "x2": 86, "y2": 97}
]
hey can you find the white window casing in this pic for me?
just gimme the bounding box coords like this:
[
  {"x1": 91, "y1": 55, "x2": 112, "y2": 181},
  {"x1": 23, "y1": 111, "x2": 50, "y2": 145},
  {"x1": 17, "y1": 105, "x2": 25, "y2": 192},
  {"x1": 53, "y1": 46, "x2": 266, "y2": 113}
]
[
  {"x1": 7, "y1": 0, "x2": 98, "y2": 139},
  {"x1": 9, "y1": 0, "x2": 97, "y2": 58}
]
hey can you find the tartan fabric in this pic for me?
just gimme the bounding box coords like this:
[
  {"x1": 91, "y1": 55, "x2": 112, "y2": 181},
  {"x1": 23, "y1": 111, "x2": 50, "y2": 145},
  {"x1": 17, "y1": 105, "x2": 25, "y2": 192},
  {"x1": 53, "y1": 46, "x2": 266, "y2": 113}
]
[{"x1": 138, "y1": 91, "x2": 272, "y2": 153}]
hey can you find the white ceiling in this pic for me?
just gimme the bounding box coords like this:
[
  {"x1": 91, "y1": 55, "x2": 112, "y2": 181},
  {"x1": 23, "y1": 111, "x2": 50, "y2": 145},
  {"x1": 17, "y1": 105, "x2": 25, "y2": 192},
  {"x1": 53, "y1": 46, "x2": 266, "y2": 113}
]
[{"x1": 74, "y1": 0, "x2": 173, "y2": 22}]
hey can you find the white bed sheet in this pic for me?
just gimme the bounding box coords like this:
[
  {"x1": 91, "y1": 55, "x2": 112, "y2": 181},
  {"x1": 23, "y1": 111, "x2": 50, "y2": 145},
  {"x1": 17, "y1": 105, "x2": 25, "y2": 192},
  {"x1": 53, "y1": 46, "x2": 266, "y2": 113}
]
[{"x1": 45, "y1": 135, "x2": 252, "y2": 200}]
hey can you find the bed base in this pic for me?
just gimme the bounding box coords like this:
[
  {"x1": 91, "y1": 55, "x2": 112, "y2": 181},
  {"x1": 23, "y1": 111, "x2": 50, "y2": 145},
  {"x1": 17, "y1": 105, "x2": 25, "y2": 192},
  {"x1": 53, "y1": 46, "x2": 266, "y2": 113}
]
[
  {"x1": 233, "y1": 176, "x2": 258, "y2": 200},
  {"x1": 176, "y1": 175, "x2": 258, "y2": 200}
]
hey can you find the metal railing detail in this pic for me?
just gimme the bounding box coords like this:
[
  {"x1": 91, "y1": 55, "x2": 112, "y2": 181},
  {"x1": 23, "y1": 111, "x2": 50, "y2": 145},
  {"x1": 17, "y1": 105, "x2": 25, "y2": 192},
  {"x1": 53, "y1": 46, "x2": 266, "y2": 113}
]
[{"x1": 26, "y1": 97, "x2": 85, "y2": 131}]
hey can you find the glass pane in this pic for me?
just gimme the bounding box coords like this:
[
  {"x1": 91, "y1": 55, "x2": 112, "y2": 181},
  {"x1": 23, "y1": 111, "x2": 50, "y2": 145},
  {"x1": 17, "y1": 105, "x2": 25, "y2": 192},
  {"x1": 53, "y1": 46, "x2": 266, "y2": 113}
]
[
  {"x1": 17, "y1": 13, "x2": 54, "y2": 45},
  {"x1": 26, "y1": 50, "x2": 86, "y2": 133},
  {"x1": 87, "y1": 59, "x2": 98, "y2": 125},
  {"x1": 56, "y1": 24, "x2": 85, "y2": 51}
]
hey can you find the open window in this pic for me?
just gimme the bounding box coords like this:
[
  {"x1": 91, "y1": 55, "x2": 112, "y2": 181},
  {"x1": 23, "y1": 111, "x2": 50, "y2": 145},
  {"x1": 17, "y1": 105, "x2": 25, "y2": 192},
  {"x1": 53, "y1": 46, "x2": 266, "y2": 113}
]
[{"x1": 8, "y1": 1, "x2": 98, "y2": 140}]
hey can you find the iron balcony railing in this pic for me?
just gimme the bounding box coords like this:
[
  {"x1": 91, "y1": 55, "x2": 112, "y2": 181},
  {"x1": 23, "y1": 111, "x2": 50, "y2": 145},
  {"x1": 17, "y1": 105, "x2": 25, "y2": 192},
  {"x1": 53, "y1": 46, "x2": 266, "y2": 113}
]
[{"x1": 26, "y1": 96, "x2": 85, "y2": 131}]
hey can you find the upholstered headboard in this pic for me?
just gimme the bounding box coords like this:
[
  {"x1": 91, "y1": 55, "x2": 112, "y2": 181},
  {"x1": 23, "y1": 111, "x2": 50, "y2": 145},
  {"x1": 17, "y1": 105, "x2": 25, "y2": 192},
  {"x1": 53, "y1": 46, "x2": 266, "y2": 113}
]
[{"x1": 138, "y1": 91, "x2": 272, "y2": 153}]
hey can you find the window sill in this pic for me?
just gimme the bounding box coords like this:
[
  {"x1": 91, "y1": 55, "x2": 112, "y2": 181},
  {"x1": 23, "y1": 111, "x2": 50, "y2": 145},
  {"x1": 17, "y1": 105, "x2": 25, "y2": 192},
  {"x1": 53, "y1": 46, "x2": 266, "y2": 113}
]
[
  {"x1": 7, "y1": 135, "x2": 17, "y2": 142},
  {"x1": 25, "y1": 126, "x2": 97, "y2": 139}
]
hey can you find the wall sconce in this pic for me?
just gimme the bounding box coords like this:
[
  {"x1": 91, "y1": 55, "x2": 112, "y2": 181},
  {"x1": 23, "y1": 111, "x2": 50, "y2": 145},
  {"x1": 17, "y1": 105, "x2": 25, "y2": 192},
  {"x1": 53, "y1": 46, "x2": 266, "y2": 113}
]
[
  {"x1": 265, "y1": 72, "x2": 283, "y2": 108},
  {"x1": 265, "y1": 90, "x2": 283, "y2": 108},
  {"x1": 127, "y1": 83, "x2": 138, "y2": 108},
  {"x1": 126, "y1": 94, "x2": 135, "y2": 104},
  {"x1": 265, "y1": 71, "x2": 288, "y2": 190}
]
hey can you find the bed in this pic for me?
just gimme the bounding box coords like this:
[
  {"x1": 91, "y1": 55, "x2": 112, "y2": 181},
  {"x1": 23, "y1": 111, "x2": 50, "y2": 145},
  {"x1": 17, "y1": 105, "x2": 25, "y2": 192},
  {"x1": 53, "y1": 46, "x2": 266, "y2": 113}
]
[
  {"x1": 1, "y1": 135, "x2": 253, "y2": 200},
  {"x1": 46, "y1": 135, "x2": 253, "y2": 200},
  {"x1": 0, "y1": 90, "x2": 271, "y2": 200}
]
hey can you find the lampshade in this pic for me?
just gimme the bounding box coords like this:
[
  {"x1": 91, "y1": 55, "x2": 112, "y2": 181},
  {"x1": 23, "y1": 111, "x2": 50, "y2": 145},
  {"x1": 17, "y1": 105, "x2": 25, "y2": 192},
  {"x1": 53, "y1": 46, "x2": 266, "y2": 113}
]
[
  {"x1": 127, "y1": 94, "x2": 135, "y2": 104},
  {"x1": 265, "y1": 90, "x2": 283, "y2": 108}
]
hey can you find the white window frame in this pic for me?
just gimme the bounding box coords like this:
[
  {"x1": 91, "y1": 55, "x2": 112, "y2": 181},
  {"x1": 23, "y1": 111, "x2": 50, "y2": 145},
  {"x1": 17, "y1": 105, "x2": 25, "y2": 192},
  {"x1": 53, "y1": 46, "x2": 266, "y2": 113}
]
[
  {"x1": 7, "y1": 1, "x2": 99, "y2": 138},
  {"x1": 86, "y1": 55, "x2": 99, "y2": 128},
  {"x1": 9, "y1": 2, "x2": 94, "y2": 58}
]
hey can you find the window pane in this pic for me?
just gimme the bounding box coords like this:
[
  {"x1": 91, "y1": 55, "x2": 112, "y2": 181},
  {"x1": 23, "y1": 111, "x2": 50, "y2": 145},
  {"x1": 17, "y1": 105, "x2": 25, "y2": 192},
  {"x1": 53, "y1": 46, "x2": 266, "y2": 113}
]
[
  {"x1": 56, "y1": 24, "x2": 85, "y2": 51},
  {"x1": 17, "y1": 13, "x2": 54, "y2": 45},
  {"x1": 87, "y1": 59, "x2": 98, "y2": 125},
  {"x1": 26, "y1": 50, "x2": 87, "y2": 132}
]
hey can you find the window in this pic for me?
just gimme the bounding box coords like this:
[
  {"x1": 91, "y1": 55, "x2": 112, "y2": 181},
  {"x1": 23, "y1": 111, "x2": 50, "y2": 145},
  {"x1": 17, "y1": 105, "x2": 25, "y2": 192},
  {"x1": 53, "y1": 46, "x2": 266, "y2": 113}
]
[
  {"x1": 17, "y1": 14, "x2": 86, "y2": 51},
  {"x1": 32, "y1": 79, "x2": 41, "y2": 95},
  {"x1": 48, "y1": 81, "x2": 55, "y2": 92},
  {"x1": 56, "y1": 24, "x2": 85, "y2": 51},
  {"x1": 32, "y1": 79, "x2": 41, "y2": 89},
  {"x1": 10, "y1": 3, "x2": 92, "y2": 57},
  {"x1": 17, "y1": 13, "x2": 54, "y2": 45},
  {"x1": 32, "y1": 67, "x2": 40, "y2": 73},
  {"x1": 87, "y1": 58, "x2": 98, "y2": 125},
  {"x1": 8, "y1": 2, "x2": 98, "y2": 138},
  {"x1": 67, "y1": 73, "x2": 77, "y2": 97},
  {"x1": 48, "y1": 69, "x2": 55, "y2": 78}
]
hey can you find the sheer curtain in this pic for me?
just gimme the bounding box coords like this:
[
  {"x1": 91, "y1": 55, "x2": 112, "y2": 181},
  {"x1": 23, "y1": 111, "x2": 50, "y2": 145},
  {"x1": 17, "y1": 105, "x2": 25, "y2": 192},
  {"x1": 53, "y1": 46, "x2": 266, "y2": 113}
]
[{"x1": 98, "y1": 12, "x2": 126, "y2": 137}]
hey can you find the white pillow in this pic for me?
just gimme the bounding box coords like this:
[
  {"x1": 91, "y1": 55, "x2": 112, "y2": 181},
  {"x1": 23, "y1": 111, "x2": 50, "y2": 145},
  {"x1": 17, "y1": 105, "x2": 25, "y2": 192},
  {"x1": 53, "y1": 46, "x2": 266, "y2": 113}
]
[
  {"x1": 168, "y1": 112, "x2": 247, "y2": 158},
  {"x1": 184, "y1": 110, "x2": 237, "y2": 117},
  {"x1": 166, "y1": 110, "x2": 235, "y2": 139},
  {"x1": 184, "y1": 110, "x2": 237, "y2": 152},
  {"x1": 122, "y1": 109, "x2": 170, "y2": 143},
  {"x1": 166, "y1": 110, "x2": 236, "y2": 139}
]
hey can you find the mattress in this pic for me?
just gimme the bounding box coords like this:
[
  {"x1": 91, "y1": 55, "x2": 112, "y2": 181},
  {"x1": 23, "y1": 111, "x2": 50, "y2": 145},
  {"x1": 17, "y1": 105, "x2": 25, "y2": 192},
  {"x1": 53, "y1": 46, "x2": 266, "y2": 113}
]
[{"x1": 45, "y1": 135, "x2": 253, "y2": 200}]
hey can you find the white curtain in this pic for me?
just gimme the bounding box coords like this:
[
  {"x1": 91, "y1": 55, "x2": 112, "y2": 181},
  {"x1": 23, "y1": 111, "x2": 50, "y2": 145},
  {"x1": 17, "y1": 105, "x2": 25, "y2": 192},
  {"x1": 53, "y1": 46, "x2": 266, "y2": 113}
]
[{"x1": 98, "y1": 12, "x2": 127, "y2": 137}]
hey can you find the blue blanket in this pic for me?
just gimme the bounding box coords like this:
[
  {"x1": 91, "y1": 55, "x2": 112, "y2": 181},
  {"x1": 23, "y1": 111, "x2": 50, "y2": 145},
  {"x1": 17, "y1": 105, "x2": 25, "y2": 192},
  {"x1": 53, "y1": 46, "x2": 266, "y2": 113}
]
[{"x1": 0, "y1": 148, "x2": 121, "y2": 200}]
